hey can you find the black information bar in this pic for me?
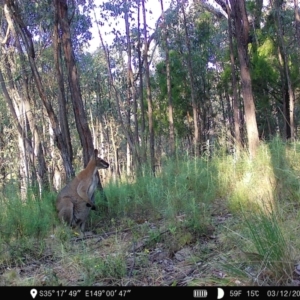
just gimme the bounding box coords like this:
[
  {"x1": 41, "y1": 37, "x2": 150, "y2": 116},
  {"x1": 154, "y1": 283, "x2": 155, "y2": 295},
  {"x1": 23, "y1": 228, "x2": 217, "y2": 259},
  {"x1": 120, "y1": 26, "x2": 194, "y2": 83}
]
[{"x1": 1, "y1": 286, "x2": 300, "y2": 299}]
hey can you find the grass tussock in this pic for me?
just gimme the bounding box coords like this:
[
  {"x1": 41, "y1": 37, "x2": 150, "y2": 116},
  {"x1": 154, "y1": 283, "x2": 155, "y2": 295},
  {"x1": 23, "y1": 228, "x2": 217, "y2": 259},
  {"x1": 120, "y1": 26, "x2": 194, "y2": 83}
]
[
  {"x1": 1, "y1": 138, "x2": 300, "y2": 286},
  {"x1": 0, "y1": 187, "x2": 57, "y2": 268},
  {"x1": 101, "y1": 157, "x2": 216, "y2": 234},
  {"x1": 222, "y1": 204, "x2": 294, "y2": 286}
]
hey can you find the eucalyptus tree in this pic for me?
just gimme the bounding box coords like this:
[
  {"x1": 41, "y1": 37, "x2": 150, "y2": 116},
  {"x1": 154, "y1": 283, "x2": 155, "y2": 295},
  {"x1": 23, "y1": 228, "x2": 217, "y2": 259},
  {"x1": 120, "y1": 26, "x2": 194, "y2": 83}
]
[
  {"x1": 160, "y1": 0, "x2": 175, "y2": 157},
  {"x1": 141, "y1": 0, "x2": 155, "y2": 173},
  {"x1": 54, "y1": 0, "x2": 110, "y2": 203},
  {"x1": 98, "y1": 0, "x2": 160, "y2": 174},
  {"x1": 0, "y1": 0, "x2": 86, "y2": 191},
  {"x1": 55, "y1": 0, "x2": 95, "y2": 166},
  {"x1": 155, "y1": 4, "x2": 196, "y2": 153},
  {"x1": 0, "y1": 0, "x2": 110, "y2": 194},
  {"x1": 155, "y1": 50, "x2": 192, "y2": 145},
  {"x1": 53, "y1": 0, "x2": 73, "y2": 173},
  {"x1": 295, "y1": 0, "x2": 300, "y2": 45},
  {"x1": 136, "y1": 0, "x2": 146, "y2": 161},
  {"x1": 245, "y1": 1, "x2": 299, "y2": 140},
  {"x1": 154, "y1": 1, "x2": 222, "y2": 155},
  {"x1": 92, "y1": 15, "x2": 126, "y2": 180},
  {"x1": 178, "y1": 0, "x2": 200, "y2": 155},
  {"x1": 228, "y1": 0, "x2": 260, "y2": 157},
  {"x1": 225, "y1": 0, "x2": 242, "y2": 153},
  {"x1": 97, "y1": 0, "x2": 140, "y2": 176},
  {"x1": 0, "y1": 0, "x2": 70, "y2": 193},
  {"x1": 204, "y1": 0, "x2": 300, "y2": 147},
  {"x1": 76, "y1": 49, "x2": 121, "y2": 182},
  {"x1": 199, "y1": 0, "x2": 259, "y2": 157},
  {"x1": 270, "y1": 0, "x2": 295, "y2": 140},
  {"x1": 124, "y1": 0, "x2": 142, "y2": 173}
]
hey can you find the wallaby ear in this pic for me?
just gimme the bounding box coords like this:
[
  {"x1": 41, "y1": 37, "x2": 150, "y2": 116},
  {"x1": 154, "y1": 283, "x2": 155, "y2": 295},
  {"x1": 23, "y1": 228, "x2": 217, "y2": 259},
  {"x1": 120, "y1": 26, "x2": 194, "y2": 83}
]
[{"x1": 90, "y1": 149, "x2": 98, "y2": 161}]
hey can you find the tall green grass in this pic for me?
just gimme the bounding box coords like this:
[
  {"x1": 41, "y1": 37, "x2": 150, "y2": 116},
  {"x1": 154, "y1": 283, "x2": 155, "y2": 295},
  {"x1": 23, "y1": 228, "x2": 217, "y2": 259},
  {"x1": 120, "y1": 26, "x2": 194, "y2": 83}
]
[
  {"x1": 98, "y1": 156, "x2": 217, "y2": 234},
  {"x1": 1, "y1": 138, "x2": 300, "y2": 286},
  {"x1": 0, "y1": 186, "x2": 57, "y2": 265},
  {"x1": 216, "y1": 138, "x2": 300, "y2": 285},
  {"x1": 0, "y1": 186, "x2": 57, "y2": 240},
  {"x1": 222, "y1": 205, "x2": 294, "y2": 285}
]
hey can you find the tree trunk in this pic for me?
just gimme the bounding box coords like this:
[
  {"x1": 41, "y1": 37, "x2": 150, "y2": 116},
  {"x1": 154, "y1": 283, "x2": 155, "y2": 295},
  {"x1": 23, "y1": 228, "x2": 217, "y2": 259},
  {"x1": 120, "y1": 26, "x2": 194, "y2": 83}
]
[
  {"x1": 226, "y1": 0, "x2": 242, "y2": 154},
  {"x1": 180, "y1": 1, "x2": 200, "y2": 156},
  {"x1": 229, "y1": 0, "x2": 260, "y2": 157},
  {"x1": 94, "y1": 7, "x2": 141, "y2": 170},
  {"x1": 273, "y1": 0, "x2": 295, "y2": 140},
  {"x1": 4, "y1": 1, "x2": 75, "y2": 184},
  {"x1": 253, "y1": 0, "x2": 264, "y2": 30},
  {"x1": 295, "y1": 0, "x2": 300, "y2": 45},
  {"x1": 56, "y1": 0, "x2": 106, "y2": 203},
  {"x1": 124, "y1": 0, "x2": 140, "y2": 174},
  {"x1": 0, "y1": 69, "x2": 28, "y2": 196},
  {"x1": 53, "y1": 5, "x2": 74, "y2": 178},
  {"x1": 2, "y1": 2, "x2": 49, "y2": 192},
  {"x1": 124, "y1": 0, "x2": 138, "y2": 145},
  {"x1": 56, "y1": 0, "x2": 94, "y2": 164},
  {"x1": 142, "y1": 0, "x2": 155, "y2": 173},
  {"x1": 109, "y1": 120, "x2": 120, "y2": 181},
  {"x1": 137, "y1": 0, "x2": 146, "y2": 162},
  {"x1": 161, "y1": 0, "x2": 175, "y2": 157}
]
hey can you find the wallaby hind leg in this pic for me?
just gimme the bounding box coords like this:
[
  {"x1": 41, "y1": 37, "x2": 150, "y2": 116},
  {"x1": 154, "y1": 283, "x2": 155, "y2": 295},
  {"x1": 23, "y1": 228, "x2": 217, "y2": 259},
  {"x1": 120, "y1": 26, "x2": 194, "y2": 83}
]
[
  {"x1": 80, "y1": 220, "x2": 86, "y2": 233},
  {"x1": 73, "y1": 201, "x2": 91, "y2": 234},
  {"x1": 58, "y1": 200, "x2": 74, "y2": 226}
]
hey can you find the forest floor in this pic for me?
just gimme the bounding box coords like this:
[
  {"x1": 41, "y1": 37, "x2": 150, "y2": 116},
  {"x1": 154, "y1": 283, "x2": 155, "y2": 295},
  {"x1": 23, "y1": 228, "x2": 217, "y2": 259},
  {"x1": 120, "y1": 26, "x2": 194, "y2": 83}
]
[
  {"x1": 0, "y1": 199, "x2": 243, "y2": 286},
  {"x1": 2, "y1": 142, "x2": 300, "y2": 286},
  {"x1": 1, "y1": 200, "x2": 300, "y2": 287}
]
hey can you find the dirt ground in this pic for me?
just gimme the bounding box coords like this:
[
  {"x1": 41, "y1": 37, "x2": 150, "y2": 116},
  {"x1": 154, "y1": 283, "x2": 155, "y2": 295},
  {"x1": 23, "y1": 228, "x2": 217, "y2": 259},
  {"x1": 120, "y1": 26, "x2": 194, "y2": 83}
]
[{"x1": 1, "y1": 208, "x2": 243, "y2": 286}]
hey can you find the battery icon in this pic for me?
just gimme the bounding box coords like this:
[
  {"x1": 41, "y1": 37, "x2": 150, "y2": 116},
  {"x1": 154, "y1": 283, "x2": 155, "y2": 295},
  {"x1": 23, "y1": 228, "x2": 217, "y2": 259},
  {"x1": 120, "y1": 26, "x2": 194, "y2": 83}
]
[{"x1": 193, "y1": 289, "x2": 208, "y2": 298}]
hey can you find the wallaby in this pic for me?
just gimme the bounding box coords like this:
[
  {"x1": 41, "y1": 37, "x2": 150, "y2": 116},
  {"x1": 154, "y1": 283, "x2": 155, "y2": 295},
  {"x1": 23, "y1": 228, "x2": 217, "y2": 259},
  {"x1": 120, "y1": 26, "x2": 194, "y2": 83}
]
[{"x1": 56, "y1": 149, "x2": 109, "y2": 232}]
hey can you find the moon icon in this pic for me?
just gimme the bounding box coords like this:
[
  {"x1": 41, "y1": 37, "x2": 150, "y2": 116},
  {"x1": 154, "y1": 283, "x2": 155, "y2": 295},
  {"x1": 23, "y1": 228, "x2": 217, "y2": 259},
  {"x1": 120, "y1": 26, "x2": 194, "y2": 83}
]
[{"x1": 217, "y1": 288, "x2": 225, "y2": 299}]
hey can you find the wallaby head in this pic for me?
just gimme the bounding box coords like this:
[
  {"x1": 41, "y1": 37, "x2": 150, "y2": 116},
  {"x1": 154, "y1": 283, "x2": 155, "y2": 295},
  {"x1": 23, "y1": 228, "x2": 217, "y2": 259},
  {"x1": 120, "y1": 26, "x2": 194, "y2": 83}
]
[
  {"x1": 92, "y1": 149, "x2": 109, "y2": 170},
  {"x1": 83, "y1": 149, "x2": 109, "y2": 209}
]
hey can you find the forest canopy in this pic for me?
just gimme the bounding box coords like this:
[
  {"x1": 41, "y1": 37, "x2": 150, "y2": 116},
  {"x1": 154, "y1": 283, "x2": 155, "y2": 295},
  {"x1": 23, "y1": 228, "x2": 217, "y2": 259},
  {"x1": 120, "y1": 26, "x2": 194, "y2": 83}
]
[{"x1": 0, "y1": 0, "x2": 298, "y2": 191}]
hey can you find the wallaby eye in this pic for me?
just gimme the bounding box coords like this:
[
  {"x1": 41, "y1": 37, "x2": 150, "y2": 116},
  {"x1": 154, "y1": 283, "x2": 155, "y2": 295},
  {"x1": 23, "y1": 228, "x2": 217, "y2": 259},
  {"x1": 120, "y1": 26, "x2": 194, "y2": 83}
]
[{"x1": 86, "y1": 203, "x2": 92, "y2": 207}]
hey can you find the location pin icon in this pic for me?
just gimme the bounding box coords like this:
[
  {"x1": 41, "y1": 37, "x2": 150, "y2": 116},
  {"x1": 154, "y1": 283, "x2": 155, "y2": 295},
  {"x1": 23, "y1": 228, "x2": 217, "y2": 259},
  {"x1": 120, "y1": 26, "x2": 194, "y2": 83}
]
[{"x1": 30, "y1": 289, "x2": 38, "y2": 299}]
